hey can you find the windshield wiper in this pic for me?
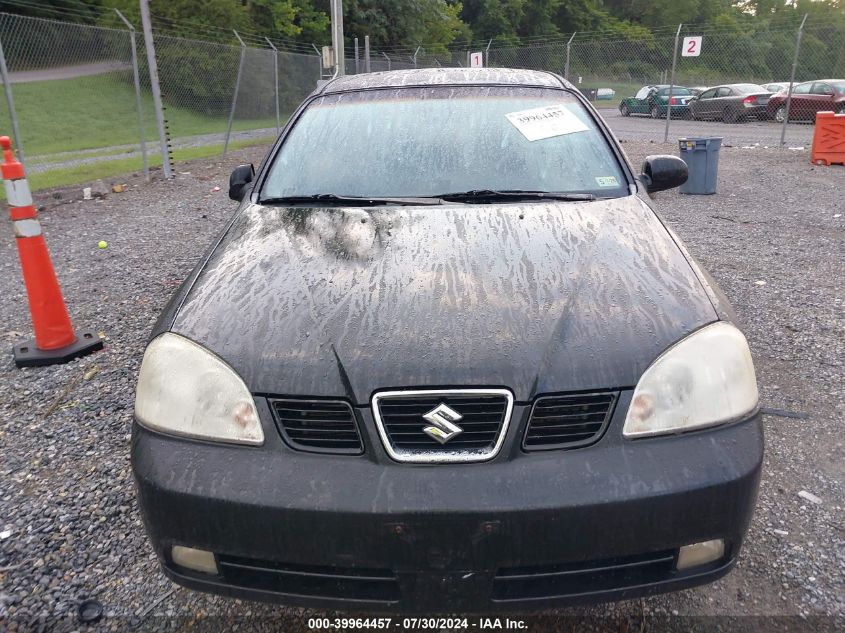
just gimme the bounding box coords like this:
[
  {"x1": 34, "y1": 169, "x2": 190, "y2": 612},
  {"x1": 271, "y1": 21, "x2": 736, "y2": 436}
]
[
  {"x1": 260, "y1": 194, "x2": 443, "y2": 206},
  {"x1": 436, "y1": 189, "x2": 595, "y2": 203}
]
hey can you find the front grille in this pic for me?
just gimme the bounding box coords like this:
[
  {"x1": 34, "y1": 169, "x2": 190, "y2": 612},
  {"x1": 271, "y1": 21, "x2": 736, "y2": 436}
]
[
  {"x1": 523, "y1": 391, "x2": 617, "y2": 451},
  {"x1": 372, "y1": 389, "x2": 513, "y2": 463},
  {"x1": 270, "y1": 399, "x2": 363, "y2": 454},
  {"x1": 217, "y1": 555, "x2": 399, "y2": 603},
  {"x1": 492, "y1": 550, "x2": 676, "y2": 601}
]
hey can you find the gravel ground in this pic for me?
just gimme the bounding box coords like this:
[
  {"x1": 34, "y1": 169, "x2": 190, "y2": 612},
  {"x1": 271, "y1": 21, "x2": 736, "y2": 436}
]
[
  {"x1": 602, "y1": 109, "x2": 816, "y2": 148},
  {"x1": 0, "y1": 143, "x2": 843, "y2": 632}
]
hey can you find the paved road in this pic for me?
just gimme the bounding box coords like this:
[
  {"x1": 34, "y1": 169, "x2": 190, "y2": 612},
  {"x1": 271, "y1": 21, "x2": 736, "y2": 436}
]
[
  {"x1": 8, "y1": 61, "x2": 131, "y2": 84},
  {"x1": 600, "y1": 108, "x2": 815, "y2": 148}
]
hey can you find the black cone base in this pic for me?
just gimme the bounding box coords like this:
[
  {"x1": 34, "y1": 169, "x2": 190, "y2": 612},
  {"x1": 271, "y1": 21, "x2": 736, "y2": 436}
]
[{"x1": 13, "y1": 329, "x2": 104, "y2": 368}]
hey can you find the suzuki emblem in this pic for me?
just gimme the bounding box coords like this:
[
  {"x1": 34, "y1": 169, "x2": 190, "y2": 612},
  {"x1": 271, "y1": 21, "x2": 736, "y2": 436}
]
[{"x1": 422, "y1": 403, "x2": 464, "y2": 444}]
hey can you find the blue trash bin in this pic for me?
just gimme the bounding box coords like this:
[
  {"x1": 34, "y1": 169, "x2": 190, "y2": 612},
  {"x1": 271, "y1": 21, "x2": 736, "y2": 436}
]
[{"x1": 678, "y1": 137, "x2": 722, "y2": 195}]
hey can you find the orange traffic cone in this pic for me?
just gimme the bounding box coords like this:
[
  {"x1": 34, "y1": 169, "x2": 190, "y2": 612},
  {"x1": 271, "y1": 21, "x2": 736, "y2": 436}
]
[{"x1": 2, "y1": 136, "x2": 103, "y2": 367}]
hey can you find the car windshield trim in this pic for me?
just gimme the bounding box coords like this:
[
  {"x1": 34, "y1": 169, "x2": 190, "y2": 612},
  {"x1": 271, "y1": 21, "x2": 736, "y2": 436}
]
[
  {"x1": 435, "y1": 189, "x2": 596, "y2": 203},
  {"x1": 259, "y1": 194, "x2": 445, "y2": 207}
]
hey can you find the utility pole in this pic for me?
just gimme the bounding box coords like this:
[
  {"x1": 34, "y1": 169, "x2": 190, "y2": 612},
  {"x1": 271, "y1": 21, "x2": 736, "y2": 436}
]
[
  {"x1": 330, "y1": 0, "x2": 345, "y2": 76},
  {"x1": 139, "y1": 0, "x2": 171, "y2": 178}
]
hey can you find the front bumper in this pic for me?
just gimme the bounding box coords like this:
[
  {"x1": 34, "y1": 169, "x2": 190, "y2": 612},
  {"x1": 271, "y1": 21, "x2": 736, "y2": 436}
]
[{"x1": 132, "y1": 395, "x2": 763, "y2": 613}]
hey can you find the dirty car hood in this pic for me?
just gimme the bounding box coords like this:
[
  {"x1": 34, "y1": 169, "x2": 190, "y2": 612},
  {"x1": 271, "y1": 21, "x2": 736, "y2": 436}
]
[{"x1": 171, "y1": 199, "x2": 716, "y2": 403}]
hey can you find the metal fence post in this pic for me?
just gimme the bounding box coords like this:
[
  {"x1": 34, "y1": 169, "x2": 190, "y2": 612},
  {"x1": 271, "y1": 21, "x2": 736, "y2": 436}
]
[
  {"x1": 265, "y1": 37, "x2": 281, "y2": 134},
  {"x1": 223, "y1": 30, "x2": 246, "y2": 155},
  {"x1": 412, "y1": 46, "x2": 420, "y2": 68},
  {"x1": 311, "y1": 43, "x2": 324, "y2": 80},
  {"x1": 780, "y1": 14, "x2": 808, "y2": 147},
  {"x1": 564, "y1": 32, "x2": 576, "y2": 81},
  {"x1": 663, "y1": 24, "x2": 682, "y2": 143},
  {"x1": 354, "y1": 37, "x2": 360, "y2": 74},
  {"x1": 382, "y1": 52, "x2": 391, "y2": 70},
  {"x1": 139, "y1": 0, "x2": 171, "y2": 178},
  {"x1": 0, "y1": 33, "x2": 24, "y2": 168},
  {"x1": 364, "y1": 35, "x2": 371, "y2": 73},
  {"x1": 115, "y1": 9, "x2": 148, "y2": 180},
  {"x1": 330, "y1": 0, "x2": 345, "y2": 76}
]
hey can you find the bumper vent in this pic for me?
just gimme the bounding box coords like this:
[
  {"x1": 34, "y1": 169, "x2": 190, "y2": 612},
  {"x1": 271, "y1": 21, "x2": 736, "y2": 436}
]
[
  {"x1": 217, "y1": 555, "x2": 399, "y2": 603},
  {"x1": 523, "y1": 392, "x2": 617, "y2": 451},
  {"x1": 270, "y1": 399, "x2": 363, "y2": 454},
  {"x1": 492, "y1": 549, "x2": 676, "y2": 601},
  {"x1": 373, "y1": 390, "x2": 513, "y2": 463}
]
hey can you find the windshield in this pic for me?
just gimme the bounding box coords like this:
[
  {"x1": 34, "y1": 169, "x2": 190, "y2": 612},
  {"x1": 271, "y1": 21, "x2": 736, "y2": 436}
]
[
  {"x1": 261, "y1": 86, "x2": 628, "y2": 201},
  {"x1": 831, "y1": 81, "x2": 845, "y2": 93}
]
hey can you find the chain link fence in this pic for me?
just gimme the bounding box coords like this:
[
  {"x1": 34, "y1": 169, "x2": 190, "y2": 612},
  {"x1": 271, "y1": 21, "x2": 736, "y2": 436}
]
[
  {"x1": 1, "y1": 10, "x2": 844, "y2": 190},
  {"x1": 0, "y1": 12, "x2": 320, "y2": 188},
  {"x1": 361, "y1": 19, "x2": 844, "y2": 148},
  {"x1": 0, "y1": 14, "x2": 139, "y2": 176}
]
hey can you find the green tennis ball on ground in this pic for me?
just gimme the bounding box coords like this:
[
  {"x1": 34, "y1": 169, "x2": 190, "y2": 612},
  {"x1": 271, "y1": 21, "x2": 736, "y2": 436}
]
[{"x1": 98, "y1": 240, "x2": 108, "y2": 249}]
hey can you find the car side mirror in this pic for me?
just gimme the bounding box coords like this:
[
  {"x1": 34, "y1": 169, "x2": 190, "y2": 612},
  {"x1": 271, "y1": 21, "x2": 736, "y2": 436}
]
[
  {"x1": 229, "y1": 164, "x2": 255, "y2": 201},
  {"x1": 640, "y1": 155, "x2": 688, "y2": 194}
]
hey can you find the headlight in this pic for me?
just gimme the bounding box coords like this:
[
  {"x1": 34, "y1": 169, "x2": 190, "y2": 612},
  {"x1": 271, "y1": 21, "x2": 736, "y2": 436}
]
[
  {"x1": 135, "y1": 333, "x2": 264, "y2": 445},
  {"x1": 623, "y1": 322, "x2": 758, "y2": 438}
]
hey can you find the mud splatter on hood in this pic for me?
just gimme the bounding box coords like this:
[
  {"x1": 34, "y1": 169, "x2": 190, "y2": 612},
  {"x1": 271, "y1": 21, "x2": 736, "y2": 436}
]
[{"x1": 171, "y1": 197, "x2": 715, "y2": 403}]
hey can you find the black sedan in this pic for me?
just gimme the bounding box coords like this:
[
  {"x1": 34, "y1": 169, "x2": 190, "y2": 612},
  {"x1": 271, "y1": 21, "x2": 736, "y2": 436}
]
[
  {"x1": 688, "y1": 83, "x2": 773, "y2": 122},
  {"x1": 132, "y1": 68, "x2": 762, "y2": 613}
]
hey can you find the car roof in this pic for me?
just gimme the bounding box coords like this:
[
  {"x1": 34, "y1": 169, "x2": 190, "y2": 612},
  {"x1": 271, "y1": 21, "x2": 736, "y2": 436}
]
[{"x1": 319, "y1": 68, "x2": 569, "y2": 94}]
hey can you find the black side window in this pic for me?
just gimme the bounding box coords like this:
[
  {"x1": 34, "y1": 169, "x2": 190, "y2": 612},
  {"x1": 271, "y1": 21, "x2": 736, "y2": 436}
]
[{"x1": 700, "y1": 89, "x2": 716, "y2": 99}]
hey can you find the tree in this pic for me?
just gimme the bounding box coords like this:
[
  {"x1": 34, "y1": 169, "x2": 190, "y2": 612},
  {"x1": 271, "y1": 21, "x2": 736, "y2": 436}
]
[{"x1": 343, "y1": 0, "x2": 469, "y2": 51}]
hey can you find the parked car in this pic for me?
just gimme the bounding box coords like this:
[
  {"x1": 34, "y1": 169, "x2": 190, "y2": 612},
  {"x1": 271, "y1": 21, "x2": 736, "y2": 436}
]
[
  {"x1": 132, "y1": 67, "x2": 762, "y2": 613},
  {"x1": 689, "y1": 86, "x2": 709, "y2": 96},
  {"x1": 618, "y1": 84, "x2": 694, "y2": 118},
  {"x1": 688, "y1": 83, "x2": 773, "y2": 122},
  {"x1": 762, "y1": 82, "x2": 790, "y2": 94},
  {"x1": 766, "y1": 79, "x2": 845, "y2": 122}
]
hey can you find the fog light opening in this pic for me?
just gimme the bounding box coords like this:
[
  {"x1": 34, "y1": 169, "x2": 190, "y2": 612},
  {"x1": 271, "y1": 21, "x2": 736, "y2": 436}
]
[
  {"x1": 171, "y1": 545, "x2": 219, "y2": 575},
  {"x1": 676, "y1": 539, "x2": 725, "y2": 571}
]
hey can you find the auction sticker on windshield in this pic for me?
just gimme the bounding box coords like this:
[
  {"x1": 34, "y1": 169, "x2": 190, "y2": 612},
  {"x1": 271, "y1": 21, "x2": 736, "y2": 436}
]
[
  {"x1": 596, "y1": 176, "x2": 619, "y2": 187},
  {"x1": 505, "y1": 104, "x2": 589, "y2": 141}
]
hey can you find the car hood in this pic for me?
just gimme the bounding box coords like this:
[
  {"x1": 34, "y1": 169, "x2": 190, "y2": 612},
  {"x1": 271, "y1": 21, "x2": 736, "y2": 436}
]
[{"x1": 171, "y1": 198, "x2": 716, "y2": 404}]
